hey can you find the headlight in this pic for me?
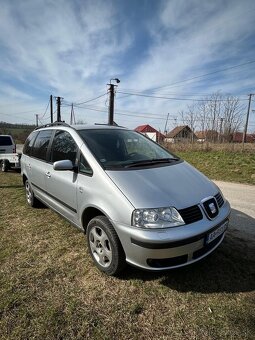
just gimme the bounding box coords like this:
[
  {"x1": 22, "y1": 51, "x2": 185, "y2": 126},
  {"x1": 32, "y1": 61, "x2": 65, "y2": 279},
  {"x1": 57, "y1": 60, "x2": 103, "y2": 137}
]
[{"x1": 132, "y1": 207, "x2": 185, "y2": 229}]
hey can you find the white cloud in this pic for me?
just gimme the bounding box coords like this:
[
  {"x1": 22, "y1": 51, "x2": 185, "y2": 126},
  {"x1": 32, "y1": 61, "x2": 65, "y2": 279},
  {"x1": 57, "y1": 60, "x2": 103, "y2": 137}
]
[{"x1": 0, "y1": 0, "x2": 254, "y2": 130}]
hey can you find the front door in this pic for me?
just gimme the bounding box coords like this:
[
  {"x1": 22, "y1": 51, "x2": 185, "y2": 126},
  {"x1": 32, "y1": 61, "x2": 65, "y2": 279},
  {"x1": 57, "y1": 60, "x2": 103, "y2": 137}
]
[{"x1": 44, "y1": 130, "x2": 78, "y2": 224}]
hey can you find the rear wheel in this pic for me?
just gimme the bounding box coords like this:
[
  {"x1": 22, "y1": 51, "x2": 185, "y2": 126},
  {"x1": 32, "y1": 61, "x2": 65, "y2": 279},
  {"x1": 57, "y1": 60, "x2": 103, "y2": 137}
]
[
  {"x1": 87, "y1": 216, "x2": 126, "y2": 276},
  {"x1": 25, "y1": 180, "x2": 40, "y2": 207},
  {"x1": 1, "y1": 160, "x2": 9, "y2": 172}
]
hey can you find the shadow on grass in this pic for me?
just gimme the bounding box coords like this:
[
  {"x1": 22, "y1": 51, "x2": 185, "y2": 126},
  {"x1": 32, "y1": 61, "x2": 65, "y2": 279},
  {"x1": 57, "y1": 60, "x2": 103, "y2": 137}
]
[{"x1": 121, "y1": 209, "x2": 255, "y2": 294}]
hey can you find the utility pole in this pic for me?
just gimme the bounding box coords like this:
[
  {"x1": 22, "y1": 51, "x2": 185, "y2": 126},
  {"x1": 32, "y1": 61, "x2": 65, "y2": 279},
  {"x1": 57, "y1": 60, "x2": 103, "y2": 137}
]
[
  {"x1": 50, "y1": 95, "x2": 53, "y2": 123},
  {"x1": 108, "y1": 78, "x2": 120, "y2": 125},
  {"x1": 35, "y1": 114, "x2": 39, "y2": 127},
  {"x1": 55, "y1": 96, "x2": 63, "y2": 122},
  {"x1": 164, "y1": 113, "x2": 170, "y2": 135},
  {"x1": 242, "y1": 93, "x2": 254, "y2": 149},
  {"x1": 219, "y1": 117, "x2": 224, "y2": 143},
  {"x1": 70, "y1": 103, "x2": 76, "y2": 125}
]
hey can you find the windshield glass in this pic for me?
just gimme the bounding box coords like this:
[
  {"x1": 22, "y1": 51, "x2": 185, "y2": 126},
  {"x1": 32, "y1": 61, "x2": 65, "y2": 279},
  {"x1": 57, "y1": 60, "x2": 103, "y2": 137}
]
[{"x1": 78, "y1": 129, "x2": 179, "y2": 170}]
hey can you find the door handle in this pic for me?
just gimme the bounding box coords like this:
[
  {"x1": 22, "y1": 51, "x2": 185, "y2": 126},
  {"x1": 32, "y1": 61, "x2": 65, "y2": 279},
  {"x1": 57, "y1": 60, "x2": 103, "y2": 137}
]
[
  {"x1": 79, "y1": 186, "x2": 83, "y2": 193},
  {"x1": 45, "y1": 171, "x2": 51, "y2": 178}
]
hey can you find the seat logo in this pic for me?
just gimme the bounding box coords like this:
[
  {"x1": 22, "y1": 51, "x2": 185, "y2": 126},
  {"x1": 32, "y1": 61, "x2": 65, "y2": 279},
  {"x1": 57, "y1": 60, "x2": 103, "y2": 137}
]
[{"x1": 209, "y1": 202, "x2": 216, "y2": 214}]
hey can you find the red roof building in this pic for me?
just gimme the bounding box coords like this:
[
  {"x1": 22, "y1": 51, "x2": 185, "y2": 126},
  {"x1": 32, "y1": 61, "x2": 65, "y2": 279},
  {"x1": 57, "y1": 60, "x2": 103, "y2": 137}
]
[
  {"x1": 232, "y1": 132, "x2": 255, "y2": 143},
  {"x1": 134, "y1": 124, "x2": 165, "y2": 142}
]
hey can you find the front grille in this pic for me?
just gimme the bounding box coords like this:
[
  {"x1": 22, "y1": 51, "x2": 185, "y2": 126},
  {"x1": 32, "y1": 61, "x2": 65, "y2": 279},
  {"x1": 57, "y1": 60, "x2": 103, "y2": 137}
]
[
  {"x1": 178, "y1": 205, "x2": 203, "y2": 224},
  {"x1": 215, "y1": 192, "x2": 224, "y2": 208}
]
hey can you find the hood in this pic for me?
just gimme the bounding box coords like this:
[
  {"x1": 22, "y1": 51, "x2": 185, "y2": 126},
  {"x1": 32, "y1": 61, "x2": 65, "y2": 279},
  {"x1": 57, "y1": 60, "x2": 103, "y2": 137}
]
[{"x1": 106, "y1": 161, "x2": 218, "y2": 209}]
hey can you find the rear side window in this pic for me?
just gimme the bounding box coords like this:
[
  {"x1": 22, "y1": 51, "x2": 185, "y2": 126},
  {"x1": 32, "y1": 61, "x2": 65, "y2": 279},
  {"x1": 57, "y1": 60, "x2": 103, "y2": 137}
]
[
  {"x1": 0, "y1": 136, "x2": 13, "y2": 145},
  {"x1": 51, "y1": 130, "x2": 77, "y2": 164},
  {"x1": 31, "y1": 130, "x2": 52, "y2": 161},
  {"x1": 23, "y1": 132, "x2": 38, "y2": 155}
]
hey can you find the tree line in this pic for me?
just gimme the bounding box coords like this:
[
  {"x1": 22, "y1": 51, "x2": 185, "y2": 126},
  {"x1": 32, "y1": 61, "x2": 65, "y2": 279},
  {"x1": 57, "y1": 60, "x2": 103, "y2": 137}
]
[{"x1": 180, "y1": 92, "x2": 246, "y2": 142}]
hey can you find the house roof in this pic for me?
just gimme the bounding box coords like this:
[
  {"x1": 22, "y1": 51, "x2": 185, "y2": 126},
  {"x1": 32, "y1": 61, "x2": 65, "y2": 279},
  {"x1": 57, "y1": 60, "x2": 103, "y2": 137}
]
[
  {"x1": 166, "y1": 125, "x2": 192, "y2": 138},
  {"x1": 134, "y1": 124, "x2": 165, "y2": 139},
  {"x1": 135, "y1": 124, "x2": 158, "y2": 133},
  {"x1": 196, "y1": 130, "x2": 219, "y2": 139}
]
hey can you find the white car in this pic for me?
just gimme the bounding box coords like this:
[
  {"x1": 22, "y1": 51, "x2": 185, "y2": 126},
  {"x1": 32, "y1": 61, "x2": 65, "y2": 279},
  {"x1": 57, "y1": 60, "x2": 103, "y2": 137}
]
[{"x1": 0, "y1": 135, "x2": 16, "y2": 154}]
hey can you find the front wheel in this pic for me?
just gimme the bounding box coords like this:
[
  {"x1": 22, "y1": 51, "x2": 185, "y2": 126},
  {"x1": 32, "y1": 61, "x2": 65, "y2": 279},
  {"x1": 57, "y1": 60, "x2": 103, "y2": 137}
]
[{"x1": 87, "y1": 216, "x2": 126, "y2": 276}]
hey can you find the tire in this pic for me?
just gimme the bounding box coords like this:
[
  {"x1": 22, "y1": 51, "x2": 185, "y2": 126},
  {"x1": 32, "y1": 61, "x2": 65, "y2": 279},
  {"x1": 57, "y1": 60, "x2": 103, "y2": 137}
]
[
  {"x1": 25, "y1": 180, "x2": 41, "y2": 207},
  {"x1": 87, "y1": 216, "x2": 126, "y2": 276},
  {"x1": 1, "y1": 160, "x2": 9, "y2": 172}
]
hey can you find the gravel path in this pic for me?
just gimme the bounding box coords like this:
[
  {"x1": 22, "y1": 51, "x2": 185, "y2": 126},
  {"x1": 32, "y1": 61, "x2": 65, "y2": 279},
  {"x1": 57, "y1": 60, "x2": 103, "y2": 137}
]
[{"x1": 214, "y1": 180, "x2": 255, "y2": 239}]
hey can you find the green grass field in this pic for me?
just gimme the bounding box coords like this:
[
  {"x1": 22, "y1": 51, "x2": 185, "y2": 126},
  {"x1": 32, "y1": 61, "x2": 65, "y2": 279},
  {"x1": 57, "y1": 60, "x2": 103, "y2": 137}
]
[
  {"x1": 174, "y1": 149, "x2": 255, "y2": 185},
  {"x1": 0, "y1": 167, "x2": 255, "y2": 339}
]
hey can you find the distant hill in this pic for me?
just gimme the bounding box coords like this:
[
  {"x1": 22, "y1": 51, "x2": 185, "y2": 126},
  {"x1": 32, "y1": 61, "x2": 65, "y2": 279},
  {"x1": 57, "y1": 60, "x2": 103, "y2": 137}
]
[{"x1": 0, "y1": 121, "x2": 36, "y2": 143}]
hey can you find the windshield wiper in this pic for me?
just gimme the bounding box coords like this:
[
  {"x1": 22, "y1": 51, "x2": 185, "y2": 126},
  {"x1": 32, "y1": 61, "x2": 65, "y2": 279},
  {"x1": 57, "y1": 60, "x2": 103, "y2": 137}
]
[{"x1": 124, "y1": 158, "x2": 179, "y2": 168}]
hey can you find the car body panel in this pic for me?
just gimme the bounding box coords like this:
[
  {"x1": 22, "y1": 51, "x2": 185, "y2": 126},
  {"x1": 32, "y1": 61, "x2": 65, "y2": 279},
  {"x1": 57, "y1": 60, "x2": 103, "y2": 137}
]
[{"x1": 106, "y1": 161, "x2": 218, "y2": 209}]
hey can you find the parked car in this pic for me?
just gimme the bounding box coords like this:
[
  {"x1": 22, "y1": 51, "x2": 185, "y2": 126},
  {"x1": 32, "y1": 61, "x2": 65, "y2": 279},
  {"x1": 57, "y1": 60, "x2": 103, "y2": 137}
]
[
  {"x1": 0, "y1": 135, "x2": 16, "y2": 154},
  {"x1": 0, "y1": 134, "x2": 20, "y2": 172},
  {"x1": 21, "y1": 122, "x2": 231, "y2": 275}
]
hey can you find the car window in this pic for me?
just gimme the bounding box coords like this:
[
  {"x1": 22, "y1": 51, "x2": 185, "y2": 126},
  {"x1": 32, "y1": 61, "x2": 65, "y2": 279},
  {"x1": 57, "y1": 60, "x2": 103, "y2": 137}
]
[
  {"x1": 23, "y1": 132, "x2": 38, "y2": 156},
  {"x1": 79, "y1": 153, "x2": 93, "y2": 176},
  {"x1": 31, "y1": 130, "x2": 52, "y2": 161},
  {"x1": 0, "y1": 136, "x2": 13, "y2": 145},
  {"x1": 51, "y1": 130, "x2": 77, "y2": 164}
]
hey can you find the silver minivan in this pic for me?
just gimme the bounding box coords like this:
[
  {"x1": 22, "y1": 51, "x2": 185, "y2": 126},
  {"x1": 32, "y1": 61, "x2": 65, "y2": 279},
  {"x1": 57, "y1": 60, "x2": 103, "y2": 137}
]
[{"x1": 21, "y1": 122, "x2": 231, "y2": 275}]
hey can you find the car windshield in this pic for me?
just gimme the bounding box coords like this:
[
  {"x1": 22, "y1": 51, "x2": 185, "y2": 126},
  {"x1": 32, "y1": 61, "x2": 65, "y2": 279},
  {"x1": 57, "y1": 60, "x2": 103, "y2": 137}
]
[{"x1": 78, "y1": 129, "x2": 179, "y2": 170}]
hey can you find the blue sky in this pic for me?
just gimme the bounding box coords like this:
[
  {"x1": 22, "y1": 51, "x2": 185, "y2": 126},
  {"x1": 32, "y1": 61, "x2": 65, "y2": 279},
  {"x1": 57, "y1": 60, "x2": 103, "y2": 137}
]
[{"x1": 0, "y1": 0, "x2": 255, "y2": 132}]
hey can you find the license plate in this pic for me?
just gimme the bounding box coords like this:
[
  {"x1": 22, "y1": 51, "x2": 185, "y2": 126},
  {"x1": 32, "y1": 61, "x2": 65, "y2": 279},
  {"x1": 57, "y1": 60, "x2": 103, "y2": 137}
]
[{"x1": 206, "y1": 221, "x2": 228, "y2": 244}]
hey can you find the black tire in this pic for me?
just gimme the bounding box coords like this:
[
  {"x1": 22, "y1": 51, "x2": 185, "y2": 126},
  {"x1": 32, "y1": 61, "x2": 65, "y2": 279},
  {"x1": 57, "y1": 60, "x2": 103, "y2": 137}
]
[
  {"x1": 25, "y1": 180, "x2": 41, "y2": 207},
  {"x1": 87, "y1": 216, "x2": 126, "y2": 276},
  {"x1": 1, "y1": 160, "x2": 9, "y2": 172}
]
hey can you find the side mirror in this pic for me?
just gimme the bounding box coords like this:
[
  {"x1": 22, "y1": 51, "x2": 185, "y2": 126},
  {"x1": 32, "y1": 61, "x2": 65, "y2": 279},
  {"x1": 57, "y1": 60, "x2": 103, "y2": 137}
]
[{"x1": 53, "y1": 159, "x2": 75, "y2": 171}]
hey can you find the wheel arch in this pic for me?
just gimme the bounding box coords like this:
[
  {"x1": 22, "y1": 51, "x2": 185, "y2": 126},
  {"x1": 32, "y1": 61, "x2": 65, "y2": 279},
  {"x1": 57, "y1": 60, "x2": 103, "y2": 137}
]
[
  {"x1": 82, "y1": 206, "x2": 106, "y2": 234},
  {"x1": 22, "y1": 174, "x2": 28, "y2": 185}
]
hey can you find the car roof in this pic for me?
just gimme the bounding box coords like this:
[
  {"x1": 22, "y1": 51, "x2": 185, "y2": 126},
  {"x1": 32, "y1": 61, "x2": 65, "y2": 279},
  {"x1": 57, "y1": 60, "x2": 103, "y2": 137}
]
[{"x1": 34, "y1": 122, "x2": 128, "y2": 132}]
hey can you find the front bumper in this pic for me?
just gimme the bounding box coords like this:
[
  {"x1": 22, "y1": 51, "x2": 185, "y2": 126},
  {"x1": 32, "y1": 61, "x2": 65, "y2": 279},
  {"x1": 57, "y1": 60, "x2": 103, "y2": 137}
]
[{"x1": 113, "y1": 200, "x2": 231, "y2": 271}]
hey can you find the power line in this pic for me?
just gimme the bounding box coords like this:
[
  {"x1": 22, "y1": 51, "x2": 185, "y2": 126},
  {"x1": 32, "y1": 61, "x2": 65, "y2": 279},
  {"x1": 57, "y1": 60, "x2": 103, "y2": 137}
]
[
  {"x1": 0, "y1": 112, "x2": 35, "y2": 122},
  {"x1": 63, "y1": 93, "x2": 107, "y2": 106},
  {"x1": 148, "y1": 60, "x2": 255, "y2": 91},
  {"x1": 117, "y1": 91, "x2": 248, "y2": 102},
  {"x1": 67, "y1": 104, "x2": 243, "y2": 124},
  {"x1": 40, "y1": 98, "x2": 51, "y2": 119},
  {"x1": 119, "y1": 88, "x2": 250, "y2": 98}
]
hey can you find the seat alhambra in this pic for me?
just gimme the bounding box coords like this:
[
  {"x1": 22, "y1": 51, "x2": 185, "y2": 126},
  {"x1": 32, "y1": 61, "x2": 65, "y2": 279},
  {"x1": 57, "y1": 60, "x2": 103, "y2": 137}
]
[{"x1": 21, "y1": 122, "x2": 231, "y2": 275}]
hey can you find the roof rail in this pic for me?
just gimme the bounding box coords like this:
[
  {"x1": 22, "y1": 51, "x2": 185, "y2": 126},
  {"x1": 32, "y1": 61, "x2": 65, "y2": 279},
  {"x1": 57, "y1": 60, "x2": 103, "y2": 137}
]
[
  {"x1": 34, "y1": 121, "x2": 70, "y2": 130},
  {"x1": 94, "y1": 122, "x2": 125, "y2": 128}
]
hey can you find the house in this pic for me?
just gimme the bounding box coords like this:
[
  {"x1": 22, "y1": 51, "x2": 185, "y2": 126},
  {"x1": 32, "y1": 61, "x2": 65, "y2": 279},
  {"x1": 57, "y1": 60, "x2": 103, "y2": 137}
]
[
  {"x1": 196, "y1": 130, "x2": 219, "y2": 143},
  {"x1": 196, "y1": 130, "x2": 255, "y2": 143},
  {"x1": 134, "y1": 124, "x2": 165, "y2": 142},
  {"x1": 232, "y1": 132, "x2": 255, "y2": 143},
  {"x1": 165, "y1": 125, "x2": 197, "y2": 143}
]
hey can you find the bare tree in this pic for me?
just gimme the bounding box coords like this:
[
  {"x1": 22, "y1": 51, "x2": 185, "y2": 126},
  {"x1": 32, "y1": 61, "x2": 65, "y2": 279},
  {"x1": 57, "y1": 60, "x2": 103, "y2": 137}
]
[
  {"x1": 181, "y1": 92, "x2": 244, "y2": 143},
  {"x1": 180, "y1": 104, "x2": 198, "y2": 143},
  {"x1": 221, "y1": 96, "x2": 244, "y2": 142}
]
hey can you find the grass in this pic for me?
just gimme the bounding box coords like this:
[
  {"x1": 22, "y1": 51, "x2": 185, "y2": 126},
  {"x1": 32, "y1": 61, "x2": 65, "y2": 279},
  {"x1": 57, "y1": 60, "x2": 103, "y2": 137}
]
[
  {"x1": 0, "y1": 171, "x2": 255, "y2": 339},
  {"x1": 167, "y1": 148, "x2": 255, "y2": 185}
]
